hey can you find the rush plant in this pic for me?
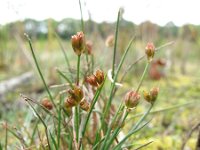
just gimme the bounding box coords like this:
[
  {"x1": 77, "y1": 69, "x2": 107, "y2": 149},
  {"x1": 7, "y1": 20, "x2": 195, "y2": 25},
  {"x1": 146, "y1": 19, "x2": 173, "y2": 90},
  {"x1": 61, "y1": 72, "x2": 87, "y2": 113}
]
[{"x1": 1, "y1": 2, "x2": 174, "y2": 150}]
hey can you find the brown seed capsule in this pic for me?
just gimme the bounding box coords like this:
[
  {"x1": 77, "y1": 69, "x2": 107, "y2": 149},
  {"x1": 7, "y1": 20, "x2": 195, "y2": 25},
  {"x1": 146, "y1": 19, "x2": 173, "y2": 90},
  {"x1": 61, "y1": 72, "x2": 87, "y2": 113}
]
[
  {"x1": 124, "y1": 90, "x2": 140, "y2": 108},
  {"x1": 86, "y1": 75, "x2": 98, "y2": 87},
  {"x1": 143, "y1": 90, "x2": 151, "y2": 103},
  {"x1": 145, "y1": 42, "x2": 155, "y2": 62},
  {"x1": 143, "y1": 87, "x2": 159, "y2": 104},
  {"x1": 41, "y1": 98, "x2": 53, "y2": 110},
  {"x1": 64, "y1": 97, "x2": 77, "y2": 108},
  {"x1": 95, "y1": 69, "x2": 104, "y2": 85},
  {"x1": 80, "y1": 99, "x2": 90, "y2": 112},
  {"x1": 150, "y1": 87, "x2": 159, "y2": 103},
  {"x1": 68, "y1": 86, "x2": 84, "y2": 104},
  {"x1": 71, "y1": 31, "x2": 85, "y2": 56}
]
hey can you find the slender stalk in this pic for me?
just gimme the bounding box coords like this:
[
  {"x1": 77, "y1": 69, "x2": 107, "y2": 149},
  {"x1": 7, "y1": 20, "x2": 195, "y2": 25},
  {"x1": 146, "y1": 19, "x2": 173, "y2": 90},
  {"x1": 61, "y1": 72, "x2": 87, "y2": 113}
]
[
  {"x1": 77, "y1": 55, "x2": 81, "y2": 86},
  {"x1": 54, "y1": 32, "x2": 72, "y2": 72},
  {"x1": 56, "y1": 68, "x2": 73, "y2": 88},
  {"x1": 5, "y1": 122, "x2": 8, "y2": 150},
  {"x1": 26, "y1": 100, "x2": 51, "y2": 150},
  {"x1": 78, "y1": 0, "x2": 84, "y2": 33},
  {"x1": 112, "y1": 9, "x2": 121, "y2": 78},
  {"x1": 113, "y1": 120, "x2": 151, "y2": 150},
  {"x1": 102, "y1": 36, "x2": 135, "y2": 127},
  {"x1": 104, "y1": 110, "x2": 129, "y2": 150},
  {"x1": 24, "y1": 34, "x2": 57, "y2": 111},
  {"x1": 80, "y1": 76, "x2": 107, "y2": 148},
  {"x1": 136, "y1": 62, "x2": 149, "y2": 93},
  {"x1": 100, "y1": 103, "x2": 124, "y2": 149}
]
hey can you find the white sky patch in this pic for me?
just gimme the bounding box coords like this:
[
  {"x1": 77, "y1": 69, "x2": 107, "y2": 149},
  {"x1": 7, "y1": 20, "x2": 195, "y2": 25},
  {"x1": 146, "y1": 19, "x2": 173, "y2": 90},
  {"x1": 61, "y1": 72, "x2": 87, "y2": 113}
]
[{"x1": 0, "y1": 0, "x2": 199, "y2": 26}]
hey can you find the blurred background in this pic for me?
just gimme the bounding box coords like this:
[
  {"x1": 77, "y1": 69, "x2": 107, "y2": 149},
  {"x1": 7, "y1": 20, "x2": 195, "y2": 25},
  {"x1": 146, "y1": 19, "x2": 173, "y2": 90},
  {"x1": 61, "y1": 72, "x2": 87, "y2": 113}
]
[{"x1": 0, "y1": 0, "x2": 200, "y2": 149}]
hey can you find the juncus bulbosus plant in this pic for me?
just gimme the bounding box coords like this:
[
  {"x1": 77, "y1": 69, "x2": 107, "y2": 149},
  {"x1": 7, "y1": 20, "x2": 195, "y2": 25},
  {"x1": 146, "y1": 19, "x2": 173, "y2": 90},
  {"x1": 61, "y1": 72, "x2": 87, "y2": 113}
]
[{"x1": 3, "y1": 3, "x2": 174, "y2": 150}]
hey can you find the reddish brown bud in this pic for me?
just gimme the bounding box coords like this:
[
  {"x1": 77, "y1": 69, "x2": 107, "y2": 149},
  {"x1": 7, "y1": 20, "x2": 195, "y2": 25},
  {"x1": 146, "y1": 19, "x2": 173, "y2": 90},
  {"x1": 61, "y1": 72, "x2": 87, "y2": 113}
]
[
  {"x1": 105, "y1": 35, "x2": 114, "y2": 47},
  {"x1": 95, "y1": 69, "x2": 104, "y2": 85},
  {"x1": 150, "y1": 87, "x2": 159, "y2": 103},
  {"x1": 68, "y1": 86, "x2": 84, "y2": 103},
  {"x1": 86, "y1": 75, "x2": 98, "y2": 87},
  {"x1": 124, "y1": 90, "x2": 140, "y2": 108},
  {"x1": 80, "y1": 99, "x2": 90, "y2": 112},
  {"x1": 143, "y1": 87, "x2": 159, "y2": 104},
  {"x1": 64, "y1": 97, "x2": 77, "y2": 108},
  {"x1": 71, "y1": 31, "x2": 85, "y2": 56},
  {"x1": 86, "y1": 69, "x2": 104, "y2": 87},
  {"x1": 145, "y1": 42, "x2": 155, "y2": 62},
  {"x1": 41, "y1": 98, "x2": 53, "y2": 110}
]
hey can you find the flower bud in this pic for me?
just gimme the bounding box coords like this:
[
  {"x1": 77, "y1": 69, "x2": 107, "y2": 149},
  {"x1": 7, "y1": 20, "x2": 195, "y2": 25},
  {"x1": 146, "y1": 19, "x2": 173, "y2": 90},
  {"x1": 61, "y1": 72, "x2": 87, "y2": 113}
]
[
  {"x1": 86, "y1": 75, "x2": 98, "y2": 87},
  {"x1": 68, "y1": 86, "x2": 84, "y2": 104},
  {"x1": 41, "y1": 98, "x2": 53, "y2": 110},
  {"x1": 105, "y1": 35, "x2": 114, "y2": 47},
  {"x1": 95, "y1": 69, "x2": 104, "y2": 85},
  {"x1": 80, "y1": 99, "x2": 90, "y2": 112},
  {"x1": 64, "y1": 97, "x2": 77, "y2": 108},
  {"x1": 145, "y1": 42, "x2": 155, "y2": 62},
  {"x1": 124, "y1": 90, "x2": 140, "y2": 108},
  {"x1": 86, "y1": 69, "x2": 104, "y2": 87},
  {"x1": 150, "y1": 87, "x2": 159, "y2": 103},
  {"x1": 143, "y1": 90, "x2": 151, "y2": 103},
  {"x1": 143, "y1": 87, "x2": 159, "y2": 104},
  {"x1": 71, "y1": 31, "x2": 85, "y2": 56}
]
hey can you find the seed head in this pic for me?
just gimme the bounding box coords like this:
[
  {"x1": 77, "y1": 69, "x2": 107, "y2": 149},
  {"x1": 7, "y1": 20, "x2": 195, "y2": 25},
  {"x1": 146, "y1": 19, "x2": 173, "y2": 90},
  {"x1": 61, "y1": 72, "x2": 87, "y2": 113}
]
[
  {"x1": 95, "y1": 69, "x2": 104, "y2": 85},
  {"x1": 86, "y1": 69, "x2": 104, "y2": 87},
  {"x1": 41, "y1": 98, "x2": 53, "y2": 110},
  {"x1": 145, "y1": 42, "x2": 155, "y2": 62},
  {"x1": 68, "y1": 86, "x2": 84, "y2": 104},
  {"x1": 124, "y1": 90, "x2": 140, "y2": 108},
  {"x1": 71, "y1": 31, "x2": 85, "y2": 56},
  {"x1": 80, "y1": 99, "x2": 90, "y2": 112},
  {"x1": 143, "y1": 87, "x2": 159, "y2": 104},
  {"x1": 86, "y1": 75, "x2": 98, "y2": 87}
]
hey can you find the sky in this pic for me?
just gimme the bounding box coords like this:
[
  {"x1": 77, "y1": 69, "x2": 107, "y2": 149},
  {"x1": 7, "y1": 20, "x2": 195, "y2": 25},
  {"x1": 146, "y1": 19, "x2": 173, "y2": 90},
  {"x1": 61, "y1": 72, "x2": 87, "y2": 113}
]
[{"x1": 0, "y1": 0, "x2": 199, "y2": 26}]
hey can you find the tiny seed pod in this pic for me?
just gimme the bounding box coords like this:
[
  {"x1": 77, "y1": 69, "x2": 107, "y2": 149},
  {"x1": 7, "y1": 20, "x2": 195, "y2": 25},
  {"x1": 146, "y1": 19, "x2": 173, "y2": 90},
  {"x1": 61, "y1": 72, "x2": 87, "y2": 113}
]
[
  {"x1": 86, "y1": 75, "x2": 98, "y2": 87},
  {"x1": 95, "y1": 69, "x2": 104, "y2": 85},
  {"x1": 41, "y1": 98, "x2": 53, "y2": 110},
  {"x1": 80, "y1": 99, "x2": 90, "y2": 112},
  {"x1": 124, "y1": 90, "x2": 140, "y2": 108},
  {"x1": 71, "y1": 31, "x2": 85, "y2": 56},
  {"x1": 145, "y1": 42, "x2": 155, "y2": 62},
  {"x1": 64, "y1": 97, "x2": 77, "y2": 108}
]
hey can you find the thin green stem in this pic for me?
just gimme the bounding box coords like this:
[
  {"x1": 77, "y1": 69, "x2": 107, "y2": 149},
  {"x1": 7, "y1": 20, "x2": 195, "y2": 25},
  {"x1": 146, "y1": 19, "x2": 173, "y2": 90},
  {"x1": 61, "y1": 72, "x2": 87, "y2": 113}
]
[
  {"x1": 136, "y1": 62, "x2": 149, "y2": 93},
  {"x1": 80, "y1": 76, "x2": 107, "y2": 149},
  {"x1": 5, "y1": 122, "x2": 7, "y2": 150},
  {"x1": 24, "y1": 34, "x2": 57, "y2": 111},
  {"x1": 113, "y1": 120, "x2": 151, "y2": 150},
  {"x1": 102, "y1": 36, "x2": 135, "y2": 128},
  {"x1": 26, "y1": 100, "x2": 51, "y2": 150},
  {"x1": 56, "y1": 68, "x2": 73, "y2": 88},
  {"x1": 54, "y1": 32, "x2": 72, "y2": 73},
  {"x1": 77, "y1": 55, "x2": 81, "y2": 86},
  {"x1": 78, "y1": 0, "x2": 85, "y2": 33},
  {"x1": 112, "y1": 9, "x2": 121, "y2": 78}
]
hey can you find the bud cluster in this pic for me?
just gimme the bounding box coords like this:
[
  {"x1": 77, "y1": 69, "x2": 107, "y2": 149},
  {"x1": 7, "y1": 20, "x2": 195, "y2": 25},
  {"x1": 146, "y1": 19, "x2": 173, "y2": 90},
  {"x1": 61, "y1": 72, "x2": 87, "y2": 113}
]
[
  {"x1": 143, "y1": 87, "x2": 159, "y2": 104},
  {"x1": 64, "y1": 86, "x2": 90, "y2": 111},
  {"x1": 41, "y1": 98, "x2": 53, "y2": 110},
  {"x1": 86, "y1": 69, "x2": 104, "y2": 87}
]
